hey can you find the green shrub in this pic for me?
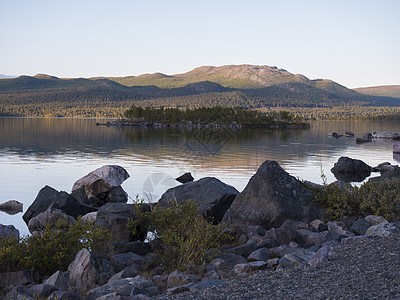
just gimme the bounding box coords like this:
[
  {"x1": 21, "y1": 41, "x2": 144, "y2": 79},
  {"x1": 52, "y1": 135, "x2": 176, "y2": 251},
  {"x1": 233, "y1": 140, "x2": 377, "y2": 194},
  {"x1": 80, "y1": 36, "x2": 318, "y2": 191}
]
[
  {"x1": 0, "y1": 218, "x2": 112, "y2": 278},
  {"x1": 308, "y1": 175, "x2": 400, "y2": 221},
  {"x1": 128, "y1": 200, "x2": 234, "y2": 274}
]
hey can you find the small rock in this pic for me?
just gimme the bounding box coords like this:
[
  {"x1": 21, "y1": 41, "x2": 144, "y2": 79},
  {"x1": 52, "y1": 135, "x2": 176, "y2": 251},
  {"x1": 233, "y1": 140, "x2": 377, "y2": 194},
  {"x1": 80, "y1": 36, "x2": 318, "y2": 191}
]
[
  {"x1": 226, "y1": 240, "x2": 257, "y2": 257},
  {"x1": 175, "y1": 172, "x2": 194, "y2": 183},
  {"x1": 350, "y1": 218, "x2": 370, "y2": 235},
  {"x1": 233, "y1": 261, "x2": 268, "y2": 274},
  {"x1": 365, "y1": 215, "x2": 388, "y2": 226},
  {"x1": 279, "y1": 249, "x2": 316, "y2": 268},
  {"x1": 341, "y1": 235, "x2": 368, "y2": 245},
  {"x1": 247, "y1": 248, "x2": 270, "y2": 262},
  {"x1": 166, "y1": 270, "x2": 200, "y2": 289}
]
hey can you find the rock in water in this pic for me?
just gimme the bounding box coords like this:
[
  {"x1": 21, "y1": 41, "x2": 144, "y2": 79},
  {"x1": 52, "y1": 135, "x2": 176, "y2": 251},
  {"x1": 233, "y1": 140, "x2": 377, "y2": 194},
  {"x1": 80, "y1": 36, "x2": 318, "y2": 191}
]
[
  {"x1": 175, "y1": 172, "x2": 194, "y2": 183},
  {"x1": 158, "y1": 177, "x2": 238, "y2": 223},
  {"x1": 0, "y1": 200, "x2": 23, "y2": 215},
  {"x1": 71, "y1": 165, "x2": 130, "y2": 207},
  {"x1": 222, "y1": 160, "x2": 323, "y2": 229},
  {"x1": 22, "y1": 185, "x2": 96, "y2": 226},
  {"x1": 331, "y1": 156, "x2": 371, "y2": 182}
]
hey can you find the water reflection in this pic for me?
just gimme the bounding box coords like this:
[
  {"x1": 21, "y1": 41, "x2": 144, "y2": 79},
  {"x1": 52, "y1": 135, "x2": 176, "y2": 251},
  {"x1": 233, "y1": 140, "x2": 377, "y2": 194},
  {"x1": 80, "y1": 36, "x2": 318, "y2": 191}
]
[{"x1": 2, "y1": 117, "x2": 400, "y2": 235}]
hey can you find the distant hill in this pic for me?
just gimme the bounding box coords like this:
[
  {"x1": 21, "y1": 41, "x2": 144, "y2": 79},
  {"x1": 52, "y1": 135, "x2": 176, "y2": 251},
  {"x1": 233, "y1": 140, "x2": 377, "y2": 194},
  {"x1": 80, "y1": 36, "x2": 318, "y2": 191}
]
[
  {"x1": 1, "y1": 65, "x2": 400, "y2": 118},
  {"x1": 354, "y1": 85, "x2": 400, "y2": 99}
]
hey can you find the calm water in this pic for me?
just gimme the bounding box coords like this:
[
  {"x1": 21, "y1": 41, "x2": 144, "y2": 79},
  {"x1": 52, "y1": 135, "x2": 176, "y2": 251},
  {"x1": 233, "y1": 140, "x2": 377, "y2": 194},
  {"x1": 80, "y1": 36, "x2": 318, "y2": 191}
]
[{"x1": 1, "y1": 117, "x2": 400, "y2": 235}]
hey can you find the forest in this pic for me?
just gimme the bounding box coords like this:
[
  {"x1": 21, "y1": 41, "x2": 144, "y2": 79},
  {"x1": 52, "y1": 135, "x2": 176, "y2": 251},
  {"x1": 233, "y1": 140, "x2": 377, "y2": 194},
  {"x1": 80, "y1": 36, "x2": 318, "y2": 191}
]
[
  {"x1": 124, "y1": 106, "x2": 306, "y2": 126},
  {"x1": 1, "y1": 73, "x2": 400, "y2": 120}
]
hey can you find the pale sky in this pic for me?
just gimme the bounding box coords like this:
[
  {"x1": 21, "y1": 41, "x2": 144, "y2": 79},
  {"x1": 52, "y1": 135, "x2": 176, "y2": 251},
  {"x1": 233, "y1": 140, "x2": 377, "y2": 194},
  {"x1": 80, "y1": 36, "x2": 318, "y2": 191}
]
[{"x1": 1, "y1": 0, "x2": 399, "y2": 88}]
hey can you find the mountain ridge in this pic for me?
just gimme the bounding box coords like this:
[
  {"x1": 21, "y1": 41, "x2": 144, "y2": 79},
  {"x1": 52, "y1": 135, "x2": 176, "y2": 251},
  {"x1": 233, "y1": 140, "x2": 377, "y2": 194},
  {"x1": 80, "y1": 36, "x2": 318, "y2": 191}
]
[{"x1": 1, "y1": 65, "x2": 399, "y2": 109}]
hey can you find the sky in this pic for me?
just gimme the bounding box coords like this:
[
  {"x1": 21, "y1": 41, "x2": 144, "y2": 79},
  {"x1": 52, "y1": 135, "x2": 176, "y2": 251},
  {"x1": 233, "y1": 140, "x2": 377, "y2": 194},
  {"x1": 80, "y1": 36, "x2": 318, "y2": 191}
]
[{"x1": 1, "y1": 0, "x2": 399, "y2": 88}]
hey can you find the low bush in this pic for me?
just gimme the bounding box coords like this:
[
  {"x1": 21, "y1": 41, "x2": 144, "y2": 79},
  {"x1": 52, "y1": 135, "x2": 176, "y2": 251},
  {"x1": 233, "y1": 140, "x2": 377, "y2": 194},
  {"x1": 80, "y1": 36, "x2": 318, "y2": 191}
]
[
  {"x1": 128, "y1": 200, "x2": 235, "y2": 274},
  {"x1": 308, "y1": 176, "x2": 400, "y2": 221},
  {"x1": 0, "y1": 218, "x2": 112, "y2": 278}
]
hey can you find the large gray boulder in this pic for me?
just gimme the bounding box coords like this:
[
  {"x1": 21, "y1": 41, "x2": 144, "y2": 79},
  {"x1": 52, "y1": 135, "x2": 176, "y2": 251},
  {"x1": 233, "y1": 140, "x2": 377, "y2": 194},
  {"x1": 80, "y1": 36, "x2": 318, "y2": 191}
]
[
  {"x1": 28, "y1": 208, "x2": 75, "y2": 234},
  {"x1": 331, "y1": 156, "x2": 371, "y2": 182},
  {"x1": 72, "y1": 165, "x2": 130, "y2": 207},
  {"x1": 95, "y1": 203, "x2": 150, "y2": 245},
  {"x1": 222, "y1": 160, "x2": 323, "y2": 229},
  {"x1": 22, "y1": 185, "x2": 96, "y2": 226},
  {"x1": 67, "y1": 248, "x2": 114, "y2": 295},
  {"x1": 158, "y1": 177, "x2": 239, "y2": 222}
]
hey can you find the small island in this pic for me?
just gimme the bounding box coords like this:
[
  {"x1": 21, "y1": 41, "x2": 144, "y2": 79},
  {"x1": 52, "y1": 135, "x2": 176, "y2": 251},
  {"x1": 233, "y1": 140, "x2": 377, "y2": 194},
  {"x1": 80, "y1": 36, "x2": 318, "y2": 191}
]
[{"x1": 99, "y1": 106, "x2": 310, "y2": 129}]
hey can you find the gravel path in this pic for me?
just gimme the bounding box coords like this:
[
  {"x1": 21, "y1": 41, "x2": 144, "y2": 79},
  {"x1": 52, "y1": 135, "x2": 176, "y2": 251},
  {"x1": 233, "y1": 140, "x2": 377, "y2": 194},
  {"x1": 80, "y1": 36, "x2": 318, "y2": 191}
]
[{"x1": 158, "y1": 235, "x2": 400, "y2": 299}]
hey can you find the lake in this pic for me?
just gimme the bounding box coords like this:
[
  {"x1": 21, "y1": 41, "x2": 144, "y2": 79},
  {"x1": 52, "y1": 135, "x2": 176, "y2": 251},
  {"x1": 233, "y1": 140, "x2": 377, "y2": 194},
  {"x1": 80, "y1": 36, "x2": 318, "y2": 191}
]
[{"x1": 1, "y1": 117, "x2": 400, "y2": 235}]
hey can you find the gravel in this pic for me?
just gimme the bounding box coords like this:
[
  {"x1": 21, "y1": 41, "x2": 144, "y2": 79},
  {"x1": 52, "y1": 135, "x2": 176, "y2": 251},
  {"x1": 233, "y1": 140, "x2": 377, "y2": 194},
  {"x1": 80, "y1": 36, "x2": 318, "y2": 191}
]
[{"x1": 157, "y1": 234, "x2": 400, "y2": 299}]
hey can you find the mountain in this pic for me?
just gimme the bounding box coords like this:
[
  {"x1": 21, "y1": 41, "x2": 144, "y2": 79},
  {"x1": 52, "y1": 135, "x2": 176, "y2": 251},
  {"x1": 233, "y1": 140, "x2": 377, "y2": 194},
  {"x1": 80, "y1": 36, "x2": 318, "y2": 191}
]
[
  {"x1": 95, "y1": 65, "x2": 374, "y2": 101},
  {"x1": 1, "y1": 66, "x2": 400, "y2": 113},
  {"x1": 354, "y1": 85, "x2": 400, "y2": 99}
]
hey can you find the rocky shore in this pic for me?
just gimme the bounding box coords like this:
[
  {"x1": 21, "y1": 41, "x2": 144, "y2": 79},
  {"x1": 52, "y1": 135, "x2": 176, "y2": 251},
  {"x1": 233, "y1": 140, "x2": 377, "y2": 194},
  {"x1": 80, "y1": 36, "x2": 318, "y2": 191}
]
[{"x1": 1, "y1": 158, "x2": 400, "y2": 299}]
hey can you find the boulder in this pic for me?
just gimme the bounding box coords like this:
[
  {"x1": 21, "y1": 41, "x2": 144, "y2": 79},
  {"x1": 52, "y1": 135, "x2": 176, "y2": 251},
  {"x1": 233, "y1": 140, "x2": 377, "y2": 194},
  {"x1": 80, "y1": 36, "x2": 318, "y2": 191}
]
[
  {"x1": 44, "y1": 270, "x2": 69, "y2": 290},
  {"x1": 80, "y1": 211, "x2": 98, "y2": 223},
  {"x1": 175, "y1": 172, "x2": 194, "y2": 183},
  {"x1": 331, "y1": 156, "x2": 371, "y2": 182},
  {"x1": 350, "y1": 218, "x2": 370, "y2": 235},
  {"x1": 326, "y1": 221, "x2": 354, "y2": 241},
  {"x1": 95, "y1": 203, "x2": 150, "y2": 244},
  {"x1": 166, "y1": 270, "x2": 200, "y2": 289},
  {"x1": 22, "y1": 185, "x2": 96, "y2": 225},
  {"x1": 86, "y1": 275, "x2": 160, "y2": 300},
  {"x1": 110, "y1": 252, "x2": 149, "y2": 273},
  {"x1": 67, "y1": 248, "x2": 114, "y2": 294},
  {"x1": 0, "y1": 200, "x2": 23, "y2": 215},
  {"x1": 222, "y1": 160, "x2": 323, "y2": 229},
  {"x1": 28, "y1": 208, "x2": 75, "y2": 234},
  {"x1": 71, "y1": 165, "x2": 130, "y2": 207},
  {"x1": 365, "y1": 223, "x2": 400, "y2": 237},
  {"x1": 0, "y1": 224, "x2": 19, "y2": 242},
  {"x1": 158, "y1": 177, "x2": 238, "y2": 222}
]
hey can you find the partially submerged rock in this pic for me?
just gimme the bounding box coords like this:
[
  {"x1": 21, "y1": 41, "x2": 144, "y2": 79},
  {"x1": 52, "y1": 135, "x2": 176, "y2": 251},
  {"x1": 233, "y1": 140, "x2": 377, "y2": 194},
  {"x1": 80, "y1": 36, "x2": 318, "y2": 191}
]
[
  {"x1": 22, "y1": 185, "x2": 96, "y2": 226},
  {"x1": 0, "y1": 200, "x2": 23, "y2": 215},
  {"x1": 331, "y1": 156, "x2": 371, "y2": 182}
]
